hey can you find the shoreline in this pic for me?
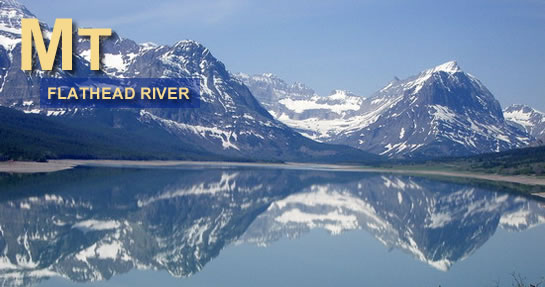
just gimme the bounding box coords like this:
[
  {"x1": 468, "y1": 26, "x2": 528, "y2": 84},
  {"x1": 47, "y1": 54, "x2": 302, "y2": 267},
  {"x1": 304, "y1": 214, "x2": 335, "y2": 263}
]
[{"x1": 1, "y1": 159, "x2": 545, "y2": 188}]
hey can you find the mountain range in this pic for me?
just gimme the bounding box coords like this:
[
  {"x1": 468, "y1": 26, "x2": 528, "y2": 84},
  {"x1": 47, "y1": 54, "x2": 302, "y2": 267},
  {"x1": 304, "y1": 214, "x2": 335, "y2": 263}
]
[
  {"x1": 0, "y1": 0, "x2": 377, "y2": 163},
  {"x1": 504, "y1": 104, "x2": 545, "y2": 144},
  {"x1": 0, "y1": 0, "x2": 543, "y2": 161},
  {"x1": 239, "y1": 62, "x2": 544, "y2": 159}
]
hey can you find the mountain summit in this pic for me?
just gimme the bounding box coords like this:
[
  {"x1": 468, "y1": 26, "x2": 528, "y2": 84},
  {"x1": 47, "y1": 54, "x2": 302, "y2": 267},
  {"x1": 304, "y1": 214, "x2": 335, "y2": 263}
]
[
  {"x1": 242, "y1": 61, "x2": 531, "y2": 158},
  {"x1": 504, "y1": 104, "x2": 545, "y2": 144},
  {"x1": 0, "y1": 0, "x2": 378, "y2": 163},
  {"x1": 0, "y1": 0, "x2": 536, "y2": 161},
  {"x1": 428, "y1": 60, "x2": 462, "y2": 74}
]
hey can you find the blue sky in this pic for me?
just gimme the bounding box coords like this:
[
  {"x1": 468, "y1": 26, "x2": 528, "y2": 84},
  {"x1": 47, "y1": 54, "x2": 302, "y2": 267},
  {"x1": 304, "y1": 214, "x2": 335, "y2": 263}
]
[{"x1": 20, "y1": 0, "x2": 545, "y2": 111}]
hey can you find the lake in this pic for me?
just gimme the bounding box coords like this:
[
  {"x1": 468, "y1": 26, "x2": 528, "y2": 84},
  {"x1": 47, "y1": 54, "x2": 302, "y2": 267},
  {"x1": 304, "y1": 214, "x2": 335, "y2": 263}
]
[{"x1": 0, "y1": 165, "x2": 543, "y2": 287}]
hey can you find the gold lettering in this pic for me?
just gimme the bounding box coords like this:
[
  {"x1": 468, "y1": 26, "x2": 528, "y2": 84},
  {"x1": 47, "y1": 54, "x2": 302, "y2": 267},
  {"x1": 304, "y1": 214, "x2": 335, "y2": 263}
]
[
  {"x1": 154, "y1": 87, "x2": 165, "y2": 100},
  {"x1": 89, "y1": 87, "x2": 100, "y2": 100},
  {"x1": 102, "y1": 87, "x2": 111, "y2": 100},
  {"x1": 179, "y1": 87, "x2": 190, "y2": 100},
  {"x1": 58, "y1": 88, "x2": 66, "y2": 100},
  {"x1": 125, "y1": 88, "x2": 135, "y2": 100},
  {"x1": 78, "y1": 28, "x2": 112, "y2": 70},
  {"x1": 167, "y1": 87, "x2": 177, "y2": 99},
  {"x1": 47, "y1": 87, "x2": 56, "y2": 100},
  {"x1": 141, "y1": 87, "x2": 151, "y2": 99},
  {"x1": 67, "y1": 88, "x2": 78, "y2": 99},
  {"x1": 80, "y1": 87, "x2": 89, "y2": 99},
  {"x1": 21, "y1": 18, "x2": 73, "y2": 71},
  {"x1": 112, "y1": 88, "x2": 123, "y2": 100}
]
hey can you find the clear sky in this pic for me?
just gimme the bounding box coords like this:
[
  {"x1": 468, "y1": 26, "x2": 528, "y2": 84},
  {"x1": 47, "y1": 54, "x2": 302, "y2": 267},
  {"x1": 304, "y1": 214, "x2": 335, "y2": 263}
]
[{"x1": 19, "y1": 0, "x2": 545, "y2": 111}]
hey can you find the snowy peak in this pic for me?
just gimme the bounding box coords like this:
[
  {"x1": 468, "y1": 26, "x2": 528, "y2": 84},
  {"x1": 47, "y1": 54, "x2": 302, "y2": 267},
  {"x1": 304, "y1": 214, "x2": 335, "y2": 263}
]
[
  {"x1": 427, "y1": 60, "x2": 462, "y2": 75},
  {"x1": 388, "y1": 61, "x2": 463, "y2": 97},
  {"x1": 0, "y1": 0, "x2": 78, "y2": 108},
  {"x1": 0, "y1": 0, "x2": 23, "y2": 6},
  {"x1": 0, "y1": 0, "x2": 35, "y2": 33},
  {"x1": 340, "y1": 61, "x2": 529, "y2": 157},
  {"x1": 328, "y1": 89, "x2": 359, "y2": 100},
  {"x1": 380, "y1": 60, "x2": 494, "y2": 110},
  {"x1": 0, "y1": 0, "x2": 375, "y2": 163},
  {"x1": 504, "y1": 104, "x2": 545, "y2": 123},
  {"x1": 243, "y1": 61, "x2": 532, "y2": 158},
  {"x1": 235, "y1": 72, "x2": 319, "y2": 116},
  {"x1": 0, "y1": 0, "x2": 27, "y2": 14},
  {"x1": 172, "y1": 39, "x2": 210, "y2": 57},
  {"x1": 504, "y1": 104, "x2": 545, "y2": 142},
  {"x1": 237, "y1": 73, "x2": 367, "y2": 141},
  {"x1": 235, "y1": 72, "x2": 316, "y2": 98}
]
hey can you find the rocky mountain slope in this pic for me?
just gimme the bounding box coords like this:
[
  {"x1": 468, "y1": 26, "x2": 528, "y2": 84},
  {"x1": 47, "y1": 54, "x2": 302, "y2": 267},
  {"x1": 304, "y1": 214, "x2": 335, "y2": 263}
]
[
  {"x1": 0, "y1": 0, "x2": 92, "y2": 107},
  {"x1": 504, "y1": 104, "x2": 545, "y2": 144},
  {"x1": 0, "y1": 0, "x2": 378, "y2": 163},
  {"x1": 237, "y1": 73, "x2": 365, "y2": 140},
  {"x1": 240, "y1": 62, "x2": 533, "y2": 158},
  {"x1": 1, "y1": 0, "x2": 539, "y2": 161}
]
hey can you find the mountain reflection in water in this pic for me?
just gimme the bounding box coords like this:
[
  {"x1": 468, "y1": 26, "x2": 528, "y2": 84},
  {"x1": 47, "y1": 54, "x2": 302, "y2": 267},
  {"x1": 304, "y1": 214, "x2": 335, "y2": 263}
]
[{"x1": 0, "y1": 166, "x2": 543, "y2": 286}]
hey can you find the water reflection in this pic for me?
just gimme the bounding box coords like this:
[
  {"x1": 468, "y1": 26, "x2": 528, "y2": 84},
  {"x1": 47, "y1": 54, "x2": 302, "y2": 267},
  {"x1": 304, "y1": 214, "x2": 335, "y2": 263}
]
[{"x1": 0, "y1": 166, "x2": 543, "y2": 286}]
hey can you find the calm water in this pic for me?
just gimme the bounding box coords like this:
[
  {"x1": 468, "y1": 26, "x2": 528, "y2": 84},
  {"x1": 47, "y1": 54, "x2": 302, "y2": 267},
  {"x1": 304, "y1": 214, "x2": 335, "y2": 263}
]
[{"x1": 0, "y1": 166, "x2": 544, "y2": 287}]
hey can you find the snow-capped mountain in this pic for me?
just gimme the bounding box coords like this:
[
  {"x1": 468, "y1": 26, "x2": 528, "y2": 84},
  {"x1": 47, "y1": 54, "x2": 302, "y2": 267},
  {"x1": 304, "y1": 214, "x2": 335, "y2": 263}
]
[
  {"x1": 0, "y1": 0, "x2": 377, "y2": 163},
  {"x1": 232, "y1": 73, "x2": 317, "y2": 111},
  {"x1": 237, "y1": 73, "x2": 366, "y2": 140},
  {"x1": 0, "y1": 0, "x2": 42, "y2": 106},
  {"x1": 241, "y1": 62, "x2": 532, "y2": 158},
  {"x1": 504, "y1": 104, "x2": 545, "y2": 144},
  {"x1": 0, "y1": 0, "x2": 537, "y2": 161},
  {"x1": 0, "y1": 0, "x2": 91, "y2": 110},
  {"x1": 337, "y1": 61, "x2": 531, "y2": 158}
]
